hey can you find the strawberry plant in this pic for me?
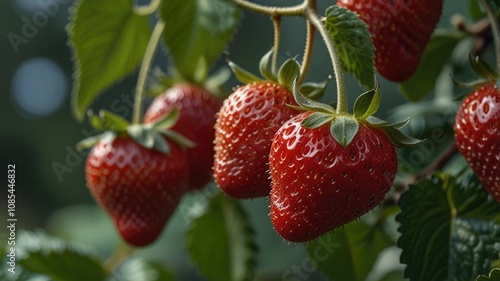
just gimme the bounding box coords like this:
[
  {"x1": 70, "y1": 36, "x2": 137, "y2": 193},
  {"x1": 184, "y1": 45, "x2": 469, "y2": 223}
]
[{"x1": 3, "y1": 0, "x2": 500, "y2": 280}]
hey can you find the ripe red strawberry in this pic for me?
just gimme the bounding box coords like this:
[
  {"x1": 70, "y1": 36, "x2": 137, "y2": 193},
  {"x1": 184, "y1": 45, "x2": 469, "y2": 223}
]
[
  {"x1": 454, "y1": 83, "x2": 500, "y2": 202},
  {"x1": 269, "y1": 112, "x2": 397, "y2": 242},
  {"x1": 86, "y1": 136, "x2": 188, "y2": 246},
  {"x1": 337, "y1": 0, "x2": 443, "y2": 82},
  {"x1": 214, "y1": 82, "x2": 300, "y2": 199},
  {"x1": 144, "y1": 84, "x2": 221, "y2": 190}
]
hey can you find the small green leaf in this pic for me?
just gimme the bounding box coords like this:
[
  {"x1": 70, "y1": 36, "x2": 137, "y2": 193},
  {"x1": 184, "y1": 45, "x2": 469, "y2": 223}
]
[
  {"x1": 160, "y1": 0, "x2": 240, "y2": 81},
  {"x1": 152, "y1": 108, "x2": 180, "y2": 130},
  {"x1": 277, "y1": 59, "x2": 301, "y2": 88},
  {"x1": 330, "y1": 116, "x2": 359, "y2": 148},
  {"x1": 111, "y1": 258, "x2": 175, "y2": 281},
  {"x1": 301, "y1": 112, "x2": 335, "y2": 129},
  {"x1": 16, "y1": 230, "x2": 108, "y2": 281},
  {"x1": 68, "y1": 0, "x2": 151, "y2": 120},
  {"x1": 365, "y1": 116, "x2": 388, "y2": 126},
  {"x1": 400, "y1": 31, "x2": 465, "y2": 101},
  {"x1": 477, "y1": 269, "x2": 500, "y2": 281},
  {"x1": 353, "y1": 82, "x2": 380, "y2": 120},
  {"x1": 292, "y1": 80, "x2": 336, "y2": 113},
  {"x1": 259, "y1": 49, "x2": 277, "y2": 81},
  {"x1": 151, "y1": 131, "x2": 170, "y2": 155},
  {"x1": 99, "y1": 110, "x2": 129, "y2": 131},
  {"x1": 381, "y1": 126, "x2": 423, "y2": 148},
  {"x1": 228, "y1": 61, "x2": 263, "y2": 84},
  {"x1": 397, "y1": 173, "x2": 500, "y2": 281},
  {"x1": 306, "y1": 220, "x2": 392, "y2": 281},
  {"x1": 470, "y1": 53, "x2": 499, "y2": 81},
  {"x1": 76, "y1": 134, "x2": 103, "y2": 151},
  {"x1": 187, "y1": 193, "x2": 257, "y2": 281},
  {"x1": 127, "y1": 125, "x2": 154, "y2": 149},
  {"x1": 161, "y1": 130, "x2": 196, "y2": 149},
  {"x1": 325, "y1": 5, "x2": 375, "y2": 89},
  {"x1": 300, "y1": 79, "x2": 329, "y2": 100},
  {"x1": 88, "y1": 110, "x2": 103, "y2": 130}
]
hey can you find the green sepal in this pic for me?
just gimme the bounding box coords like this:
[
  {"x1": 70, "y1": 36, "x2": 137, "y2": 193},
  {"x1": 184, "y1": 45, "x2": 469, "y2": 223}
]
[
  {"x1": 365, "y1": 116, "x2": 388, "y2": 126},
  {"x1": 228, "y1": 60, "x2": 263, "y2": 85},
  {"x1": 353, "y1": 81, "x2": 380, "y2": 120},
  {"x1": 469, "y1": 53, "x2": 499, "y2": 81},
  {"x1": 259, "y1": 49, "x2": 277, "y2": 82},
  {"x1": 161, "y1": 130, "x2": 196, "y2": 149},
  {"x1": 98, "y1": 110, "x2": 130, "y2": 131},
  {"x1": 330, "y1": 116, "x2": 359, "y2": 148},
  {"x1": 300, "y1": 79, "x2": 329, "y2": 100},
  {"x1": 128, "y1": 124, "x2": 156, "y2": 150},
  {"x1": 277, "y1": 58, "x2": 301, "y2": 88},
  {"x1": 381, "y1": 126, "x2": 423, "y2": 148},
  {"x1": 452, "y1": 76, "x2": 489, "y2": 89},
  {"x1": 477, "y1": 269, "x2": 500, "y2": 281},
  {"x1": 301, "y1": 112, "x2": 335, "y2": 129},
  {"x1": 152, "y1": 108, "x2": 180, "y2": 131},
  {"x1": 76, "y1": 131, "x2": 117, "y2": 151},
  {"x1": 292, "y1": 79, "x2": 336, "y2": 113},
  {"x1": 390, "y1": 118, "x2": 410, "y2": 130}
]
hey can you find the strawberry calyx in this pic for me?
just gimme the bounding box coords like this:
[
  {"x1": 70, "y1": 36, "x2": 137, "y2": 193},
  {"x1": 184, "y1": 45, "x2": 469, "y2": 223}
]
[
  {"x1": 290, "y1": 79, "x2": 422, "y2": 148},
  {"x1": 76, "y1": 108, "x2": 194, "y2": 154},
  {"x1": 229, "y1": 49, "x2": 329, "y2": 100},
  {"x1": 453, "y1": 54, "x2": 500, "y2": 99}
]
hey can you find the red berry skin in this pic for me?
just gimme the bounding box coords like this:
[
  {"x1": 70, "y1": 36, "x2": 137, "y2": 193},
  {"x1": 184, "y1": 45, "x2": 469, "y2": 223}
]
[
  {"x1": 337, "y1": 0, "x2": 443, "y2": 82},
  {"x1": 214, "y1": 82, "x2": 299, "y2": 199},
  {"x1": 454, "y1": 84, "x2": 500, "y2": 202},
  {"x1": 144, "y1": 84, "x2": 221, "y2": 191},
  {"x1": 269, "y1": 112, "x2": 397, "y2": 242},
  {"x1": 86, "y1": 136, "x2": 188, "y2": 247}
]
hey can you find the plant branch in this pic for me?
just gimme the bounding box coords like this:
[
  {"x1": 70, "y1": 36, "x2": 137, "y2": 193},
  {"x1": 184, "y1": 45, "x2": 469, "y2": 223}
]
[
  {"x1": 478, "y1": 0, "x2": 500, "y2": 70},
  {"x1": 272, "y1": 15, "x2": 282, "y2": 74},
  {"x1": 132, "y1": 20, "x2": 166, "y2": 124},
  {"x1": 231, "y1": 0, "x2": 305, "y2": 16},
  {"x1": 134, "y1": 0, "x2": 161, "y2": 15},
  {"x1": 298, "y1": 10, "x2": 316, "y2": 85},
  {"x1": 305, "y1": 8, "x2": 347, "y2": 114}
]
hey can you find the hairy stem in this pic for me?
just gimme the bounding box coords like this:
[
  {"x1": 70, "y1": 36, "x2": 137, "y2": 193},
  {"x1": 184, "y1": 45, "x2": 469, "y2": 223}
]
[
  {"x1": 104, "y1": 244, "x2": 135, "y2": 272},
  {"x1": 478, "y1": 0, "x2": 500, "y2": 71},
  {"x1": 231, "y1": 0, "x2": 305, "y2": 16},
  {"x1": 134, "y1": 0, "x2": 161, "y2": 15},
  {"x1": 306, "y1": 9, "x2": 347, "y2": 114},
  {"x1": 298, "y1": 13, "x2": 316, "y2": 85},
  {"x1": 132, "y1": 20, "x2": 166, "y2": 124},
  {"x1": 272, "y1": 15, "x2": 282, "y2": 74}
]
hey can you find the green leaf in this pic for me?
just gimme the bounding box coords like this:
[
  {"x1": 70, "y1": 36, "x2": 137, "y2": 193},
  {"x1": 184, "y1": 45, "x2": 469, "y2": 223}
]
[
  {"x1": 399, "y1": 31, "x2": 465, "y2": 101},
  {"x1": 381, "y1": 126, "x2": 423, "y2": 148},
  {"x1": 259, "y1": 49, "x2": 277, "y2": 82},
  {"x1": 152, "y1": 108, "x2": 180, "y2": 130},
  {"x1": 228, "y1": 61, "x2": 263, "y2": 85},
  {"x1": 301, "y1": 112, "x2": 334, "y2": 129},
  {"x1": 111, "y1": 258, "x2": 175, "y2": 281},
  {"x1": 469, "y1": 53, "x2": 499, "y2": 81},
  {"x1": 330, "y1": 116, "x2": 359, "y2": 148},
  {"x1": 16, "y1": 230, "x2": 108, "y2": 281},
  {"x1": 353, "y1": 82, "x2": 380, "y2": 120},
  {"x1": 325, "y1": 5, "x2": 375, "y2": 89},
  {"x1": 477, "y1": 269, "x2": 500, "y2": 281},
  {"x1": 397, "y1": 173, "x2": 500, "y2": 281},
  {"x1": 292, "y1": 80, "x2": 336, "y2": 113},
  {"x1": 160, "y1": 0, "x2": 240, "y2": 80},
  {"x1": 300, "y1": 79, "x2": 328, "y2": 100},
  {"x1": 68, "y1": 0, "x2": 151, "y2": 120},
  {"x1": 305, "y1": 220, "x2": 391, "y2": 281},
  {"x1": 186, "y1": 193, "x2": 257, "y2": 281},
  {"x1": 99, "y1": 110, "x2": 130, "y2": 131},
  {"x1": 277, "y1": 59, "x2": 300, "y2": 88}
]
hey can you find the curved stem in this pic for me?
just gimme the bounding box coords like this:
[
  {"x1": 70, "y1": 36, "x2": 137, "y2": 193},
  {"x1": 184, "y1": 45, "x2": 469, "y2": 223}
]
[
  {"x1": 134, "y1": 0, "x2": 161, "y2": 15},
  {"x1": 272, "y1": 15, "x2": 282, "y2": 74},
  {"x1": 132, "y1": 20, "x2": 166, "y2": 124},
  {"x1": 306, "y1": 8, "x2": 347, "y2": 114},
  {"x1": 104, "y1": 243, "x2": 135, "y2": 272},
  {"x1": 298, "y1": 13, "x2": 316, "y2": 85},
  {"x1": 231, "y1": 0, "x2": 305, "y2": 16},
  {"x1": 478, "y1": 0, "x2": 500, "y2": 71}
]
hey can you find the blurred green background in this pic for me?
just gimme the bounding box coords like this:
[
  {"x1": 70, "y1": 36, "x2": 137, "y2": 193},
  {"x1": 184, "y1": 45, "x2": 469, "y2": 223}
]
[{"x1": 1, "y1": 0, "x2": 468, "y2": 280}]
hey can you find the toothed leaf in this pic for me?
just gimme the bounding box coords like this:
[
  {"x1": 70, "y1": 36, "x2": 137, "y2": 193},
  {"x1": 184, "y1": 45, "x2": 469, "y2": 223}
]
[
  {"x1": 325, "y1": 5, "x2": 375, "y2": 89},
  {"x1": 330, "y1": 116, "x2": 359, "y2": 148}
]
